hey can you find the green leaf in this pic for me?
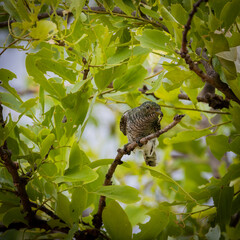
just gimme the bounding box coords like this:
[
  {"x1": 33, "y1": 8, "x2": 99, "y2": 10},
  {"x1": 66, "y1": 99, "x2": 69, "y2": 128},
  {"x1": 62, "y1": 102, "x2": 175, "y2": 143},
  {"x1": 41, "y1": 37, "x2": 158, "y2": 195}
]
[
  {"x1": 26, "y1": 48, "x2": 63, "y2": 99},
  {"x1": 114, "y1": 0, "x2": 133, "y2": 15},
  {"x1": 39, "y1": 162, "x2": 58, "y2": 177},
  {"x1": 220, "y1": 0, "x2": 240, "y2": 31},
  {"x1": 0, "y1": 191, "x2": 19, "y2": 205},
  {"x1": 3, "y1": 0, "x2": 20, "y2": 21},
  {"x1": 20, "y1": 97, "x2": 38, "y2": 111},
  {"x1": 35, "y1": 59, "x2": 77, "y2": 84},
  {"x1": 221, "y1": 163, "x2": 240, "y2": 185},
  {"x1": 164, "y1": 129, "x2": 211, "y2": 144},
  {"x1": 0, "y1": 68, "x2": 22, "y2": 102},
  {"x1": 205, "y1": 225, "x2": 221, "y2": 240},
  {"x1": 213, "y1": 186, "x2": 234, "y2": 228},
  {"x1": 54, "y1": 105, "x2": 65, "y2": 140},
  {"x1": 0, "y1": 92, "x2": 22, "y2": 113},
  {"x1": 208, "y1": 11, "x2": 222, "y2": 32},
  {"x1": 30, "y1": 20, "x2": 57, "y2": 40},
  {"x1": 164, "y1": 67, "x2": 192, "y2": 90},
  {"x1": 3, "y1": 207, "x2": 27, "y2": 227},
  {"x1": 63, "y1": 81, "x2": 92, "y2": 136},
  {"x1": 139, "y1": 7, "x2": 160, "y2": 21},
  {"x1": 230, "y1": 136, "x2": 240, "y2": 155},
  {"x1": 40, "y1": 133, "x2": 55, "y2": 158},
  {"x1": 216, "y1": 48, "x2": 238, "y2": 62},
  {"x1": 144, "y1": 167, "x2": 196, "y2": 202},
  {"x1": 88, "y1": 159, "x2": 114, "y2": 169},
  {"x1": 126, "y1": 91, "x2": 141, "y2": 108},
  {"x1": 160, "y1": 5, "x2": 178, "y2": 23},
  {"x1": 56, "y1": 193, "x2": 72, "y2": 226},
  {"x1": 171, "y1": 4, "x2": 188, "y2": 25},
  {"x1": 231, "y1": 106, "x2": 240, "y2": 132},
  {"x1": 228, "y1": 32, "x2": 240, "y2": 47},
  {"x1": 69, "y1": 142, "x2": 90, "y2": 169},
  {"x1": 94, "y1": 185, "x2": 140, "y2": 204},
  {"x1": 133, "y1": 209, "x2": 169, "y2": 240},
  {"x1": 125, "y1": 205, "x2": 148, "y2": 227},
  {"x1": 103, "y1": 200, "x2": 132, "y2": 240},
  {"x1": 107, "y1": 47, "x2": 131, "y2": 64},
  {"x1": 206, "y1": 135, "x2": 229, "y2": 160},
  {"x1": 70, "y1": 187, "x2": 88, "y2": 222},
  {"x1": 68, "y1": 0, "x2": 86, "y2": 18},
  {"x1": 19, "y1": 126, "x2": 38, "y2": 145},
  {"x1": 0, "y1": 112, "x2": 25, "y2": 146},
  {"x1": 113, "y1": 65, "x2": 147, "y2": 91},
  {"x1": 56, "y1": 165, "x2": 98, "y2": 183},
  {"x1": 94, "y1": 64, "x2": 127, "y2": 90},
  {"x1": 135, "y1": 29, "x2": 170, "y2": 51},
  {"x1": 204, "y1": 33, "x2": 229, "y2": 55},
  {"x1": 209, "y1": 0, "x2": 227, "y2": 17},
  {"x1": 228, "y1": 77, "x2": 240, "y2": 101}
]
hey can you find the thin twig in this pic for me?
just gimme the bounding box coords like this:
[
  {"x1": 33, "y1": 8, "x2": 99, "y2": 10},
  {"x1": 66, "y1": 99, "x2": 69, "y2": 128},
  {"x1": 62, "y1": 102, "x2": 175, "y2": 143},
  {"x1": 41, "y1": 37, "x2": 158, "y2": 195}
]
[
  {"x1": 0, "y1": 38, "x2": 20, "y2": 56},
  {"x1": 144, "y1": 70, "x2": 164, "y2": 80},
  {"x1": 92, "y1": 114, "x2": 185, "y2": 229}
]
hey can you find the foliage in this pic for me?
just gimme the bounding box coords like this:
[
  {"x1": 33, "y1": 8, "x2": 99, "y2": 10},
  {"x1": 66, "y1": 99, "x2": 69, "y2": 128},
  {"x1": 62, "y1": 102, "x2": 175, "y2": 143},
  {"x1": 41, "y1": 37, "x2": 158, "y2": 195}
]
[{"x1": 0, "y1": 0, "x2": 240, "y2": 239}]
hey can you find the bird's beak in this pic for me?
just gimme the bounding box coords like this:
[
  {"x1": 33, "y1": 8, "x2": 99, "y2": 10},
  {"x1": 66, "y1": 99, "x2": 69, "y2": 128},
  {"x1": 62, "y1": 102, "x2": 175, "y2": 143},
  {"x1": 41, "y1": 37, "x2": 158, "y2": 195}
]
[{"x1": 155, "y1": 109, "x2": 163, "y2": 117}]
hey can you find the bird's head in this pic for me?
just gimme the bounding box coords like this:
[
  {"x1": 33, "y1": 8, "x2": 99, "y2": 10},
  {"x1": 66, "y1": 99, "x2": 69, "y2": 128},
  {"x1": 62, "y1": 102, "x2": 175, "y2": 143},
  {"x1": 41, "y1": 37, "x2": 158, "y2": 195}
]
[{"x1": 140, "y1": 101, "x2": 163, "y2": 119}]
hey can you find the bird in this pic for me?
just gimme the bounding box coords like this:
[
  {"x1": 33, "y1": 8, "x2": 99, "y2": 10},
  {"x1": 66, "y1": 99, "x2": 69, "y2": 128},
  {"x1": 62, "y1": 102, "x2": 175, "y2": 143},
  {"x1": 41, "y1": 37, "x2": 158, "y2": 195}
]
[{"x1": 120, "y1": 101, "x2": 163, "y2": 166}]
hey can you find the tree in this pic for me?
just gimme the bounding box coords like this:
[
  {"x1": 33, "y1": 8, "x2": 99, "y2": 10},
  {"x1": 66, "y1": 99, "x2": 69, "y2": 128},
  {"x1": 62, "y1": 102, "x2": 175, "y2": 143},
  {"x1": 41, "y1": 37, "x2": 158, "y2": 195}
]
[{"x1": 0, "y1": 0, "x2": 240, "y2": 239}]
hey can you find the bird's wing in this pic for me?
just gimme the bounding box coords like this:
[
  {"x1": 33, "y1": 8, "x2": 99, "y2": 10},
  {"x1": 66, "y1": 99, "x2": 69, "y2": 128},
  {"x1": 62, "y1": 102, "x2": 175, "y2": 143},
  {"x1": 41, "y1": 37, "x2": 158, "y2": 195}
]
[{"x1": 120, "y1": 112, "x2": 128, "y2": 136}]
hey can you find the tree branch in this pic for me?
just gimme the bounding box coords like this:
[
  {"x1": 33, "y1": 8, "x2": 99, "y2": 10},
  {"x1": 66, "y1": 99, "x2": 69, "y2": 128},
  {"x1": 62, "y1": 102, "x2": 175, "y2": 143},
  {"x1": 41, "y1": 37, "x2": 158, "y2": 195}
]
[
  {"x1": 139, "y1": 85, "x2": 231, "y2": 112},
  {"x1": 0, "y1": 103, "x2": 36, "y2": 224},
  {"x1": 179, "y1": 0, "x2": 240, "y2": 105},
  {"x1": 92, "y1": 114, "x2": 185, "y2": 229},
  {"x1": 0, "y1": 6, "x2": 168, "y2": 32}
]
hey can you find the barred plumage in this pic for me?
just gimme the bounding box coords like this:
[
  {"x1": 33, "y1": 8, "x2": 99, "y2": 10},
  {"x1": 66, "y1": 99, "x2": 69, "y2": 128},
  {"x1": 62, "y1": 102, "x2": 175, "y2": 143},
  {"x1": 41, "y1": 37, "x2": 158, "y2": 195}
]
[{"x1": 120, "y1": 101, "x2": 163, "y2": 166}]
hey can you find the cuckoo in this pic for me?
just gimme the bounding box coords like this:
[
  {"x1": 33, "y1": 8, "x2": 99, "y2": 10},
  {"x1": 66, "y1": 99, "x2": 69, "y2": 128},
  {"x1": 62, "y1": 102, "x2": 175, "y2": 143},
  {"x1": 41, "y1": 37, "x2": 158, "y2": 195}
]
[{"x1": 120, "y1": 101, "x2": 163, "y2": 166}]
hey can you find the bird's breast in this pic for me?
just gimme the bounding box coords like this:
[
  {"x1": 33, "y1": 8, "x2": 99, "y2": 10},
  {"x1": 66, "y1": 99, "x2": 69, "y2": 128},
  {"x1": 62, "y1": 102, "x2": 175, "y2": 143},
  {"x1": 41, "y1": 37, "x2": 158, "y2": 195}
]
[{"x1": 126, "y1": 113, "x2": 159, "y2": 142}]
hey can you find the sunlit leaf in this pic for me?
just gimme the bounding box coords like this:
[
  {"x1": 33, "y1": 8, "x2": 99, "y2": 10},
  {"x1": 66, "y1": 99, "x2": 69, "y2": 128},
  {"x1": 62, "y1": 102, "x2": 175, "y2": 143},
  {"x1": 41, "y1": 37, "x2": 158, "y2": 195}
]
[
  {"x1": 133, "y1": 209, "x2": 169, "y2": 240},
  {"x1": 40, "y1": 133, "x2": 55, "y2": 158},
  {"x1": 56, "y1": 193, "x2": 72, "y2": 226},
  {"x1": 70, "y1": 186, "x2": 88, "y2": 222},
  {"x1": 206, "y1": 135, "x2": 229, "y2": 160},
  {"x1": 135, "y1": 29, "x2": 170, "y2": 51},
  {"x1": 0, "y1": 68, "x2": 21, "y2": 102},
  {"x1": 56, "y1": 165, "x2": 98, "y2": 183},
  {"x1": 220, "y1": 0, "x2": 240, "y2": 31},
  {"x1": 164, "y1": 129, "x2": 211, "y2": 144},
  {"x1": 39, "y1": 162, "x2": 58, "y2": 177},
  {"x1": 30, "y1": 20, "x2": 57, "y2": 40},
  {"x1": 94, "y1": 185, "x2": 140, "y2": 204},
  {"x1": 113, "y1": 65, "x2": 147, "y2": 91}
]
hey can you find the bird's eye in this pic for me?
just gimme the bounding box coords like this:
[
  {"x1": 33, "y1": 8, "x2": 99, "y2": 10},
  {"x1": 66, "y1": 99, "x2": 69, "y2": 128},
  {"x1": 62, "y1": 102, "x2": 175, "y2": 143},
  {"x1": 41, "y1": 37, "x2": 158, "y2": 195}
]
[{"x1": 146, "y1": 106, "x2": 150, "y2": 109}]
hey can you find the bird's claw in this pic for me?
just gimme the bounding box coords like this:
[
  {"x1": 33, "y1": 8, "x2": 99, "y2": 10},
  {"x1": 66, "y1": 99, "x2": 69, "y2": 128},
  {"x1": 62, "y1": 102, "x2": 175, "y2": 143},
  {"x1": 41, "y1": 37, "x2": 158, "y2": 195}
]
[{"x1": 136, "y1": 140, "x2": 143, "y2": 147}]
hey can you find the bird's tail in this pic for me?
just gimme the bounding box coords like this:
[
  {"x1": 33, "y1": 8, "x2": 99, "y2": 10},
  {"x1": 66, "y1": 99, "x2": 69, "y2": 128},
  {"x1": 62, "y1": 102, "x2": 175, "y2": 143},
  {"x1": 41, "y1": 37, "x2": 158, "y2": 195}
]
[{"x1": 144, "y1": 151, "x2": 157, "y2": 167}]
